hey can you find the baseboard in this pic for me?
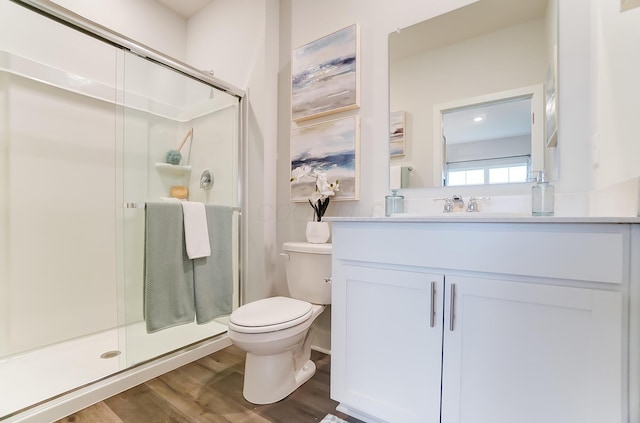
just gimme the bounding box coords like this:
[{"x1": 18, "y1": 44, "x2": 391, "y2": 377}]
[
  {"x1": 336, "y1": 403, "x2": 384, "y2": 423},
  {"x1": 311, "y1": 324, "x2": 331, "y2": 353},
  {"x1": 311, "y1": 345, "x2": 331, "y2": 355},
  {"x1": 5, "y1": 335, "x2": 231, "y2": 423}
]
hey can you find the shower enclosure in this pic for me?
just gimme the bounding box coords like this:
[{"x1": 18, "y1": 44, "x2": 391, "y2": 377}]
[{"x1": 0, "y1": 1, "x2": 244, "y2": 419}]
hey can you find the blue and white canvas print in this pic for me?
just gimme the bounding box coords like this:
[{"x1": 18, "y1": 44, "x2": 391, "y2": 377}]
[
  {"x1": 291, "y1": 24, "x2": 359, "y2": 122},
  {"x1": 290, "y1": 116, "x2": 359, "y2": 202},
  {"x1": 390, "y1": 111, "x2": 406, "y2": 157}
]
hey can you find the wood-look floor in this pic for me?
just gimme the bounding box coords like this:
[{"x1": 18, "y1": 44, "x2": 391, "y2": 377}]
[{"x1": 57, "y1": 345, "x2": 362, "y2": 423}]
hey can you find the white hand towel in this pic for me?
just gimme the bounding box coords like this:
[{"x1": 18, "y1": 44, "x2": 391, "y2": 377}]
[
  {"x1": 180, "y1": 201, "x2": 211, "y2": 259},
  {"x1": 390, "y1": 165, "x2": 411, "y2": 189},
  {"x1": 390, "y1": 166, "x2": 402, "y2": 190}
]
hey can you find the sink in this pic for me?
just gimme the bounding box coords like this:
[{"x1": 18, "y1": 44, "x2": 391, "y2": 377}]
[{"x1": 390, "y1": 212, "x2": 529, "y2": 218}]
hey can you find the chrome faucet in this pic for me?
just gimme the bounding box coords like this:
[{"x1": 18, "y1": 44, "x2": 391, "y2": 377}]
[
  {"x1": 435, "y1": 195, "x2": 465, "y2": 213},
  {"x1": 467, "y1": 196, "x2": 490, "y2": 212},
  {"x1": 438, "y1": 198, "x2": 454, "y2": 213},
  {"x1": 435, "y1": 195, "x2": 490, "y2": 213}
]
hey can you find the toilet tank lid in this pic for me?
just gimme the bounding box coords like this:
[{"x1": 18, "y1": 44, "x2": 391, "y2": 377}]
[{"x1": 283, "y1": 241, "x2": 332, "y2": 254}]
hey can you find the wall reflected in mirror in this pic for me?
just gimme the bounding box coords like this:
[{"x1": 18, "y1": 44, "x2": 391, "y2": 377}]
[{"x1": 389, "y1": 0, "x2": 557, "y2": 189}]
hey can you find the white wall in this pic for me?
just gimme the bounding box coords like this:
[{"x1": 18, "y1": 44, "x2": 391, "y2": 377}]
[
  {"x1": 187, "y1": 0, "x2": 266, "y2": 89},
  {"x1": 591, "y1": 0, "x2": 640, "y2": 190},
  {"x1": 50, "y1": 0, "x2": 187, "y2": 61},
  {"x1": 555, "y1": 0, "x2": 593, "y2": 195}
]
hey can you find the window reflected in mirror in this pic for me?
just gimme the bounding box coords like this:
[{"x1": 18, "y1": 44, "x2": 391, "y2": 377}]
[{"x1": 443, "y1": 97, "x2": 532, "y2": 187}]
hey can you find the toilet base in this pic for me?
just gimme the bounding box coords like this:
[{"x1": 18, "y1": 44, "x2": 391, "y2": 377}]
[{"x1": 242, "y1": 350, "x2": 317, "y2": 404}]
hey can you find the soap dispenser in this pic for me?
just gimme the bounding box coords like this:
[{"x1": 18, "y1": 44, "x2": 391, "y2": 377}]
[
  {"x1": 531, "y1": 170, "x2": 554, "y2": 216},
  {"x1": 385, "y1": 190, "x2": 405, "y2": 216}
]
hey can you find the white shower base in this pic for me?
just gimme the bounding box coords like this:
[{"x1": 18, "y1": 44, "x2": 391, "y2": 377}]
[{"x1": 0, "y1": 319, "x2": 228, "y2": 419}]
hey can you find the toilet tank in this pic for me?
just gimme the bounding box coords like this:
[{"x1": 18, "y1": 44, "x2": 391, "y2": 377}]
[{"x1": 282, "y1": 242, "x2": 332, "y2": 305}]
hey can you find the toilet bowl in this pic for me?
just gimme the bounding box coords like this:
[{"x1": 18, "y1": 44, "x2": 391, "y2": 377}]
[{"x1": 228, "y1": 242, "x2": 331, "y2": 404}]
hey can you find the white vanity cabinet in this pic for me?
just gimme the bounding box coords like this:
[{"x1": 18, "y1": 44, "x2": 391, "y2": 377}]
[
  {"x1": 440, "y1": 275, "x2": 621, "y2": 423},
  {"x1": 330, "y1": 219, "x2": 638, "y2": 423},
  {"x1": 332, "y1": 265, "x2": 445, "y2": 422}
]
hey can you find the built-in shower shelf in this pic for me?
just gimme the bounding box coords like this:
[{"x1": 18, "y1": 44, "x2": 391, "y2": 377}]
[{"x1": 154, "y1": 163, "x2": 192, "y2": 176}]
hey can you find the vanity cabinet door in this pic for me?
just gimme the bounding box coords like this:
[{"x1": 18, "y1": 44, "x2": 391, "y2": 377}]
[
  {"x1": 440, "y1": 275, "x2": 622, "y2": 423},
  {"x1": 331, "y1": 264, "x2": 444, "y2": 423}
]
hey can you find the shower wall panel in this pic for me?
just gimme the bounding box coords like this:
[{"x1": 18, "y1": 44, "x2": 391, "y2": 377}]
[
  {"x1": 5, "y1": 75, "x2": 119, "y2": 354},
  {"x1": 186, "y1": 105, "x2": 238, "y2": 206},
  {"x1": 0, "y1": 2, "x2": 119, "y2": 94},
  {"x1": 0, "y1": 1, "x2": 121, "y2": 356}
]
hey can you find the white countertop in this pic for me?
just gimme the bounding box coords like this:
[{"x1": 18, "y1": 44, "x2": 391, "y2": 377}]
[{"x1": 324, "y1": 215, "x2": 640, "y2": 224}]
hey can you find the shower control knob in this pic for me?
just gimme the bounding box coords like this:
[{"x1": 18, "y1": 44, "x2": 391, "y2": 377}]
[{"x1": 200, "y1": 169, "x2": 214, "y2": 190}]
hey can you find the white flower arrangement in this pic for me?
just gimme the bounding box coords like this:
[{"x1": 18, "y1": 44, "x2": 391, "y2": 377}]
[{"x1": 290, "y1": 165, "x2": 340, "y2": 221}]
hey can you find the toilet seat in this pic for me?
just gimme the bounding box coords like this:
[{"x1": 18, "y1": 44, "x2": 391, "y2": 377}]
[{"x1": 229, "y1": 296, "x2": 313, "y2": 334}]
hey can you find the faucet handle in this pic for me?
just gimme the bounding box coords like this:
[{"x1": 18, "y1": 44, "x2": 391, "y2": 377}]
[
  {"x1": 529, "y1": 170, "x2": 547, "y2": 183},
  {"x1": 434, "y1": 198, "x2": 454, "y2": 213},
  {"x1": 467, "y1": 196, "x2": 490, "y2": 212}
]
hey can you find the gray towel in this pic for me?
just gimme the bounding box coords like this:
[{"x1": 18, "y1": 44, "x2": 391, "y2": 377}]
[
  {"x1": 193, "y1": 205, "x2": 233, "y2": 324},
  {"x1": 144, "y1": 202, "x2": 195, "y2": 333}
]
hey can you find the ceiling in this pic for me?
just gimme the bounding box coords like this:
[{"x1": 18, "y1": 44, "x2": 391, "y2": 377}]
[
  {"x1": 443, "y1": 97, "x2": 532, "y2": 144},
  {"x1": 154, "y1": 0, "x2": 213, "y2": 18},
  {"x1": 390, "y1": 0, "x2": 549, "y2": 61}
]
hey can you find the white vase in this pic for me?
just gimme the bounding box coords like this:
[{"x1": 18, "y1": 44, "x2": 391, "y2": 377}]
[{"x1": 306, "y1": 221, "x2": 330, "y2": 243}]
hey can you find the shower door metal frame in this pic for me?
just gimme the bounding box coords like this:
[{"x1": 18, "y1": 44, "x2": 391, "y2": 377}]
[{"x1": 11, "y1": 0, "x2": 245, "y2": 98}]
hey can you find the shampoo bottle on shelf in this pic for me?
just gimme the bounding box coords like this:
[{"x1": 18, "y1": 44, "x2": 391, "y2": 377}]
[{"x1": 532, "y1": 170, "x2": 554, "y2": 216}]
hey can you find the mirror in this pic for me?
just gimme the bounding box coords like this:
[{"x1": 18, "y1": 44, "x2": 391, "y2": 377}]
[{"x1": 389, "y1": 0, "x2": 557, "y2": 189}]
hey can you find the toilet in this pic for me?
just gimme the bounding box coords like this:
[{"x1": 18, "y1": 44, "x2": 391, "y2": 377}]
[{"x1": 228, "y1": 241, "x2": 332, "y2": 404}]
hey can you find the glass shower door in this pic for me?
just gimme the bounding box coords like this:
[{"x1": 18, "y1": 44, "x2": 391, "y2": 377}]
[
  {"x1": 0, "y1": 1, "x2": 242, "y2": 417},
  {"x1": 121, "y1": 51, "x2": 240, "y2": 367},
  {"x1": 0, "y1": 1, "x2": 125, "y2": 416}
]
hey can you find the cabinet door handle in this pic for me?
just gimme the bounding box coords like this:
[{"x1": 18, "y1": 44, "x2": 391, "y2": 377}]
[
  {"x1": 449, "y1": 283, "x2": 456, "y2": 331},
  {"x1": 430, "y1": 281, "x2": 436, "y2": 328}
]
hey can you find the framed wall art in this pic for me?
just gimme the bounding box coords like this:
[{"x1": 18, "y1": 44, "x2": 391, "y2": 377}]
[
  {"x1": 290, "y1": 116, "x2": 360, "y2": 202},
  {"x1": 291, "y1": 24, "x2": 360, "y2": 122},
  {"x1": 545, "y1": 44, "x2": 558, "y2": 147},
  {"x1": 389, "y1": 111, "x2": 406, "y2": 157}
]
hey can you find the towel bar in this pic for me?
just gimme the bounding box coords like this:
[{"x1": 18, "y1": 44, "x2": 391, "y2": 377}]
[
  {"x1": 123, "y1": 202, "x2": 241, "y2": 213},
  {"x1": 123, "y1": 202, "x2": 146, "y2": 209}
]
